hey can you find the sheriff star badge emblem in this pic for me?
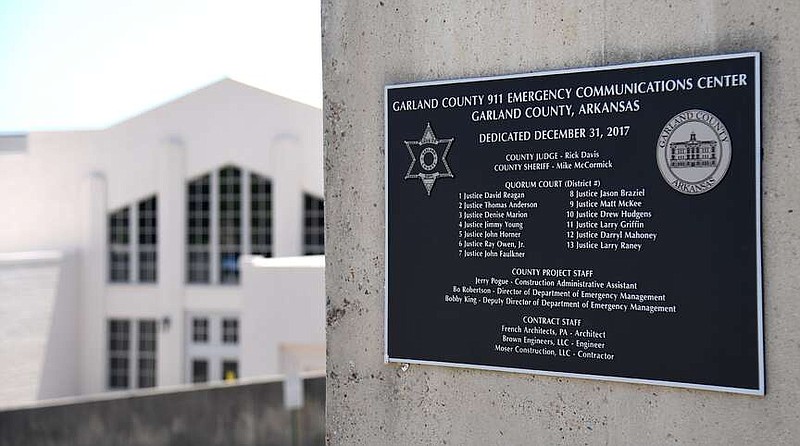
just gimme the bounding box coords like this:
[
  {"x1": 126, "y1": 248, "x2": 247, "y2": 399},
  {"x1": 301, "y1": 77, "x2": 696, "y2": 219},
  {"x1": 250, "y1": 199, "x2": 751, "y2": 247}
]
[{"x1": 403, "y1": 122, "x2": 455, "y2": 196}]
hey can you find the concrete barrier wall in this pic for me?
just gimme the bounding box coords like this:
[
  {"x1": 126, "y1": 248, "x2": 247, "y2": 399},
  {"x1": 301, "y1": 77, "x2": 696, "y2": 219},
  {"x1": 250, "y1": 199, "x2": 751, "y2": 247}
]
[
  {"x1": 0, "y1": 376, "x2": 325, "y2": 446},
  {"x1": 322, "y1": 1, "x2": 800, "y2": 444}
]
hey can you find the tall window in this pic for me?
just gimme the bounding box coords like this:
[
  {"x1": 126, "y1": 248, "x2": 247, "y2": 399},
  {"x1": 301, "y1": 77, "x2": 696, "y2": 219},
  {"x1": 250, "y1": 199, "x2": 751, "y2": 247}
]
[
  {"x1": 303, "y1": 194, "x2": 325, "y2": 255},
  {"x1": 250, "y1": 173, "x2": 273, "y2": 257},
  {"x1": 219, "y1": 166, "x2": 241, "y2": 284},
  {"x1": 108, "y1": 319, "x2": 158, "y2": 390},
  {"x1": 108, "y1": 319, "x2": 130, "y2": 389},
  {"x1": 187, "y1": 174, "x2": 211, "y2": 283},
  {"x1": 137, "y1": 320, "x2": 157, "y2": 388},
  {"x1": 185, "y1": 166, "x2": 276, "y2": 284},
  {"x1": 138, "y1": 197, "x2": 157, "y2": 283},
  {"x1": 109, "y1": 208, "x2": 131, "y2": 282}
]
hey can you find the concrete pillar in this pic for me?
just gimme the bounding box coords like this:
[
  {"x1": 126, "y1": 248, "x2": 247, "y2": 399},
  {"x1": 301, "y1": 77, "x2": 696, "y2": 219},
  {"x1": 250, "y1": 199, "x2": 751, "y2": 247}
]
[
  {"x1": 79, "y1": 172, "x2": 107, "y2": 395},
  {"x1": 157, "y1": 137, "x2": 186, "y2": 386},
  {"x1": 323, "y1": 1, "x2": 800, "y2": 444}
]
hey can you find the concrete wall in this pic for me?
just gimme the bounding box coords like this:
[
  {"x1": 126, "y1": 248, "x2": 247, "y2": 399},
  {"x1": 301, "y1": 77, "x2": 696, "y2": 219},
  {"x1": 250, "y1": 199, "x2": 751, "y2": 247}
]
[
  {"x1": 0, "y1": 375, "x2": 325, "y2": 446},
  {"x1": 322, "y1": 1, "x2": 800, "y2": 444}
]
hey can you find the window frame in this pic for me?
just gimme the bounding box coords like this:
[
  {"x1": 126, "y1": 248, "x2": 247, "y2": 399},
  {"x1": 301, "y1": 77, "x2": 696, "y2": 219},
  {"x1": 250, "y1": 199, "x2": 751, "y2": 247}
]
[
  {"x1": 218, "y1": 166, "x2": 242, "y2": 285},
  {"x1": 221, "y1": 359, "x2": 239, "y2": 381},
  {"x1": 137, "y1": 196, "x2": 158, "y2": 284},
  {"x1": 108, "y1": 207, "x2": 131, "y2": 283},
  {"x1": 250, "y1": 172, "x2": 273, "y2": 258},
  {"x1": 303, "y1": 193, "x2": 325, "y2": 255},
  {"x1": 192, "y1": 317, "x2": 209, "y2": 343},
  {"x1": 137, "y1": 319, "x2": 158, "y2": 388},
  {"x1": 108, "y1": 319, "x2": 131, "y2": 389},
  {"x1": 221, "y1": 318, "x2": 239, "y2": 344},
  {"x1": 191, "y1": 358, "x2": 209, "y2": 384},
  {"x1": 187, "y1": 174, "x2": 211, "y2": 284}
]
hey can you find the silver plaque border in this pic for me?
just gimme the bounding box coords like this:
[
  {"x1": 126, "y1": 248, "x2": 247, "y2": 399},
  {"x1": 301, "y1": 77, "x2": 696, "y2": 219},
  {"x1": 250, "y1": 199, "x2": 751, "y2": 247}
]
[{"x1": 383, "y1": 52, "x2": 764, "y2": 396}]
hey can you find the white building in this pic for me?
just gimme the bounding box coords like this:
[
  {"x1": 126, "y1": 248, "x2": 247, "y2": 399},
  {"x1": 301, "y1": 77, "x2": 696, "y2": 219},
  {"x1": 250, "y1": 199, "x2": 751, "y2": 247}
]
[{"x1": 0, "y1": 79, "x2": 325, "y2": 405}]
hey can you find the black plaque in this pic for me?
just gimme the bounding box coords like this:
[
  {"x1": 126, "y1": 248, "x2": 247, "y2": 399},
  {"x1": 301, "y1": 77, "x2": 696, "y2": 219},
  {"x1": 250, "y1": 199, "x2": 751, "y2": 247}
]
[{"x1": 385, "y1": 53, "x2": 763, "y2": 394}]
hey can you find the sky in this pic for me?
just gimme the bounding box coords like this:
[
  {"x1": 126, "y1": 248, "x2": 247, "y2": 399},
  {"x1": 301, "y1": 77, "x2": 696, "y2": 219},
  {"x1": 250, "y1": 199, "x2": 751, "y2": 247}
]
[{"x1": 0, "y1": 0, "x2": 322, "y2": 132}]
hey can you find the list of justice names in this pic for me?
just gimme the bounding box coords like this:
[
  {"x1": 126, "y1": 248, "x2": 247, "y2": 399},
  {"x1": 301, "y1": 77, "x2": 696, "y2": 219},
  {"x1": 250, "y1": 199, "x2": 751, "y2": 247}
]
[{"x1": 448, "y1": 146, "x2": 676, "y2": 363}]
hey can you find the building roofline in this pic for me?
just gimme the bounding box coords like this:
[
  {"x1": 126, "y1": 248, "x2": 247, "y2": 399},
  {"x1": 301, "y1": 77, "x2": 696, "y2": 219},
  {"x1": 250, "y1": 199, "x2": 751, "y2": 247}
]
[
  {"x1": 105, "y1": 77, "x2": 320, "y2": 129},
  {"x1": 13, "y1": 78, "x2": 320, "y2": 135}
]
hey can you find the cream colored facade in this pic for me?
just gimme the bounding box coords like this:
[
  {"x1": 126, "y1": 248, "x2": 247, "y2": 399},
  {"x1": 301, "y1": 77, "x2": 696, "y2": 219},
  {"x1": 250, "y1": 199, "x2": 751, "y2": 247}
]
[{"x1": 0, "y1": 80, "x2": 324, "y2": 405}]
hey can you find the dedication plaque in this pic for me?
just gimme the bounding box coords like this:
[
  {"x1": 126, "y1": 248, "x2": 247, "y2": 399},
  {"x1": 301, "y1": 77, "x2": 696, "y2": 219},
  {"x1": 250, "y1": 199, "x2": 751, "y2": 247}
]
[{"x1": 384, "y1": 53, "x2": 763, "y2": 394}]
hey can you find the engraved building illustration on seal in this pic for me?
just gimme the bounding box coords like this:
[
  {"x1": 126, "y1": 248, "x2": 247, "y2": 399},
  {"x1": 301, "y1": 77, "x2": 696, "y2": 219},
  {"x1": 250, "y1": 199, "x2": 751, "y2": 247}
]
[{"x1": 669, "y1": 131, "x2": 718, "y2": 169}]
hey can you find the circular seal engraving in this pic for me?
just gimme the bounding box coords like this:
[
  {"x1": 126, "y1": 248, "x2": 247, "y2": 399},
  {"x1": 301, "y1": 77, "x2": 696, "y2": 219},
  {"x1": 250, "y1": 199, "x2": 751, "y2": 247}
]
[
  {"x1": 420, "y1": 147, "x2": 438, "y2": 171},
  {"x1": 656, "y1": 109, "x2": 731, "y2": 195}
]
